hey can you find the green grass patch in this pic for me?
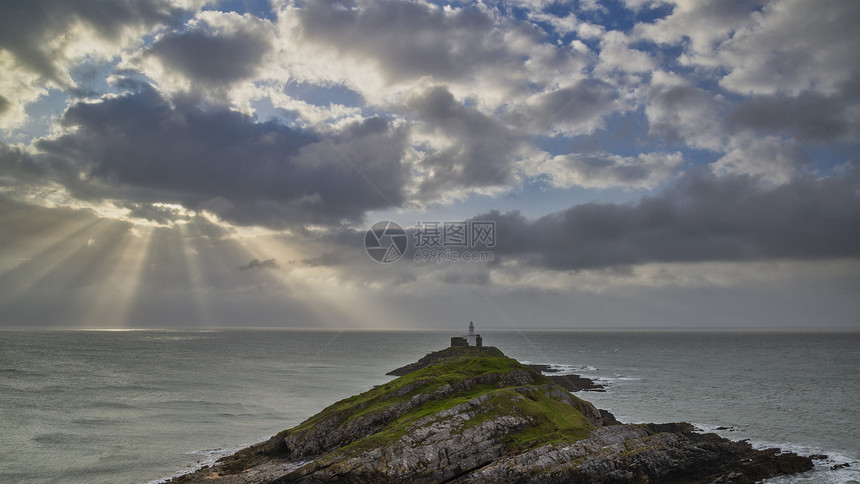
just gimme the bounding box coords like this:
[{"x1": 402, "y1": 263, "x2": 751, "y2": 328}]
[{"x1": 275, "y1": 351, "x2": 593, "y2": 462}]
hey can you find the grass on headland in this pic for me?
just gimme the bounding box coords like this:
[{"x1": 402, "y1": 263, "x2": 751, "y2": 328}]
[{"x1": 278, "y1": 347, "x2": 594, "y2": 456}]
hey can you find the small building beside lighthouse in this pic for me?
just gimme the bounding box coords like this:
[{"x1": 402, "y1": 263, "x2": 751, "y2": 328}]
[{"x1": 451, "y1": 321, "x2": 482, "y2": 347}]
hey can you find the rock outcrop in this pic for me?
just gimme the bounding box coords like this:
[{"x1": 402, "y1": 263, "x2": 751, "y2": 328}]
[{"x1": 169, "y1": 347, "x2": 812, "y2": 483}]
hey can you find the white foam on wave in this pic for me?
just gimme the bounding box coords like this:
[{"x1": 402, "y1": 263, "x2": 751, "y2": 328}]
[
  {"x1": 544, "y1": 363, "x2": 599, "y2": 375},
  {"x1": 592, "y1": 375, "x2": 640, "y2": 384},
  {"x1": 690, "y1": 424, "x2": 860, "y2": 484},
  {"x1": 520, "y1": 361, "x2": 642, "y2": 389},
  {"x1": 750, "y1": 439, "x2": 860, "y2": 481},
  {"x1": 146, "y1": 437, "x2": 269, "y2": 484},
  {"x1": 519, "y1": 361, "x2": 598, "y2": 375},
  {"x1": 762, "y1": 444, "x2": 860, "y2": 484}
]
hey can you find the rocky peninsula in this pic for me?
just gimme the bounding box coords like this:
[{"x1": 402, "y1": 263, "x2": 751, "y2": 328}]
[{"x1": 168, "y1": 346, "x2": 812, "y2": 483}]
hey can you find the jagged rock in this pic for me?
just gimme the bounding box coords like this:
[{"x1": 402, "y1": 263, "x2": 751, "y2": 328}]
[
  {"x1": 523, "y1": 365, "x2": 606, "y2": 392},
  {"x1": 169, "y1": 347, "x2": 813, "y2": 483}
]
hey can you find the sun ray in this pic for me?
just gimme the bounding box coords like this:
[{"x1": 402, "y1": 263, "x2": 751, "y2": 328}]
[
  {"x1": 0, "y1": 214, "x2": 103, "y2": 279},
  {"x1": 81, "y1": 225, "x2": 154, "y2": 329},
  {"x1": 238, "y1": 232, "x2": 408, "y2": 329},
  {"x1": 0, "y1": 217, "x2": 120, "y2": 308},
  {"x1": 177, "y1": 222, "x2": 215, "y2": 326}
]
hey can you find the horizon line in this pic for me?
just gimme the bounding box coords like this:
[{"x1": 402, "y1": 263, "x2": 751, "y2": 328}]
[{"x1": 2, "y1": 326, "x2": 859, "y2": 333}]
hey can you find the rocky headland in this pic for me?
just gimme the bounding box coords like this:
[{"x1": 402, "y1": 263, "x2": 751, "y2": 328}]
[{"x1": 168, "y1": 346, "x2": 812, "y2": 483}]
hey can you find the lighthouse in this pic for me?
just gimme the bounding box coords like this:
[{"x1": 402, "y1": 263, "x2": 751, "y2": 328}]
[
  {"x1": 466, "y1": 321, "x2": 482, "y2": 347},
  {"x1": 450, "y1": 321, "x2": 483, "y2": 347}
]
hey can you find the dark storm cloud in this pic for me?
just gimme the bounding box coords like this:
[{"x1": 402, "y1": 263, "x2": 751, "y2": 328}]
[
  {"x1": 148, "y1": 22, "x2": 271, "y2": 85},
  {"x1": 240, "y1": 258, "x2": 279, "y2": 271},
  {"x1": 726, "y1": 91, "x2": 859, "y2": 142},
  {"x1": 477, "y1": 168, "x2": 860, "y2": 270},
  {"x1": 407, "y1": 85, "x2": 521, "y2": 197},
  {"x1": 298, "y1": 0, "x2": 524, "y2": 82},
  {"x1": 0, "y1": 143, "x2": 46, "y2": 185},
  {"x1": 33, "y1": 83, "x2": 408, "y2": 227},
  {"x1": 0, "y1": 0, "x2": 182, "y2": 83},
  {"x1": 297, "y1": 253, "x2": 343, "y2": 267}
]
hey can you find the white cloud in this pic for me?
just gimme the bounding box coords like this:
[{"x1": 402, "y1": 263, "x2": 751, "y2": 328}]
[
  {"x1": 644, "y1": 71, "x2": 728, "y2": 151},
  {"x1": 526, "y1": 150, "x2": 683, "y2": 189},
  {"x1": 712, "y1": 135, "x2": 811, "y2": 184},
  {"x1": 634, "y1": 0, "x2": 764, "y2": 60},
  {"x1": 634, "y1": 0, "x2": 860, "y2": 96},
  {"x1": 716, "y1": 0, "x2": 860, "y2": 95},
  {"x1": 596, "y1": 30, "x2": 656, "y2": 74},
  {"x1": 528, "y1": 11, "x2": 605, "y2": 38},
  {"x1": 0, "y1": 0, "x2": 197, "y2": 130}
]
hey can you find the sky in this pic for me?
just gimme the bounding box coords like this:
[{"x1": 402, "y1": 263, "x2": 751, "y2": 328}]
[{"x1": 1, "y1": 0, "x2": 858, "y2": 329}]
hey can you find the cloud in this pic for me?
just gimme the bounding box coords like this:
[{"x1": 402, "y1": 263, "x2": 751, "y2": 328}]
[
  {"x1": 596, "y1": 30, "x2": 656, "y2": 74},
  {"x1": 439, "y1": 269, "x2": 491, "y2": 286},
  {"x1": 121, "y1": 201, "x2": 193, "y2": 226},
  {"x1": 711, "y1": 135, "x2": 812, "y2": 184},
  {"x1": 0, "y1": 0, "x2": 182, "y2": 82},
  {"x1": 725, "y1": 91, "x2": 860, "y2": 142},
  {"x1": 715, "y1": 0, "x2": 860, "y2": 96},
  {"x1": 476, "y1": 168, "x2": 860, "y2": 270},
  {"x1": 634, "y1": 0, "x2": 761, "y2": 57},
  {"x1": 0, "y1": 143, "x2": 47, "y2": 187},
  {"x1": 283, "y1": 0, "x2": 590, "y2": 112},
  {"x1": 146, "y1": 11, "x2": 273, "y2": 87},
  {"x1": 31, "y1": 83, "x2": 408, "y2": 227},
  {"x1": 296, "y1": 0, "x2": 512, "y2": 84},
  {"x1": 635, "y1": 0, "x2": 860, "y2": 97},
  {"x1": 297, "y1": 253, "x2": 342, "y2": 267},
  {"x1": 645, "y1": 73, "x2": 727, "y2": 150},
  {"x1": 507, "y1": 79, "x2": 622, "y2": 136},
  {"x1": 529, "y1": 151, "x2": 684, "y2": 189},
  {"x1": 405, "y1": 85, "x2": 523, "y2": 199},
  {"x1": 0, "y1": 0, "x2": 186, "y2": 129},
  {"x1": 240, "y1": 258, "x2": 279, "y2": 271}
]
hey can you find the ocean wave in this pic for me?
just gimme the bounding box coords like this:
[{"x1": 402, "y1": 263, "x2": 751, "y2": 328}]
[
  {"x1": 184, "y1": 447, "x2": 231, "y2": 457},
  {"x1": 147, "y1": 438, "x2": 267, "y2": 484},
  {"x1": 520, "y1": 361, "x2": 642, "y2": 390},
  {"x1": 520, "y1": 361, "x2": 599, "y2": 375},
  {"x1": 749, "y1": 439, "x2": 860, "y2": 483},
  {"x1": 691, "y1": 424, "x2": 860, "y2": 484},
  {"x1": 593, "y1": 375, "x2": 640, "y2": 382}
]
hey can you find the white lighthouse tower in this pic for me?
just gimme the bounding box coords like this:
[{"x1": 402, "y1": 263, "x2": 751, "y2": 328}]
[
  {"x1": 451, "y1": 321, "x2": 483, "y2": 347},
  {"x1": 466, "y1": 321, "x2": 477, "y2": 346}
]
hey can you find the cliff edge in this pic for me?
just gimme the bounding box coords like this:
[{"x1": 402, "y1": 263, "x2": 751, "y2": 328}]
[{"x1": 169, "y1": 347, "x2": 812, "y2": 483}]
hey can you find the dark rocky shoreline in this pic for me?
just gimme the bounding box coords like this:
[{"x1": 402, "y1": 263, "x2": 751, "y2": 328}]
[
  {"x1": 168, "y1": 346, "x2": 813, "y2": 483},
  {"x1": 524, "y1": 364, "x2": 606, "y2": 392}
]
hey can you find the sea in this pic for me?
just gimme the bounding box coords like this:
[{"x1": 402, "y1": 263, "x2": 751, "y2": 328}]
[{"x1": 0, "y1": 329, "x2": 858, "y2": 483}]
